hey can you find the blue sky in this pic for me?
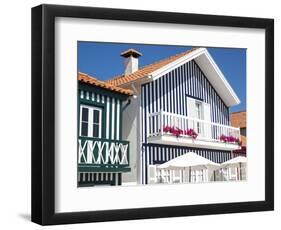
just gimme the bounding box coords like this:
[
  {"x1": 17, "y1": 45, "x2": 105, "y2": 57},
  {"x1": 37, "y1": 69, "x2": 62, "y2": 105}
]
[{"x1": 78, "y1": 42, "x2": 246, "y2": 112}]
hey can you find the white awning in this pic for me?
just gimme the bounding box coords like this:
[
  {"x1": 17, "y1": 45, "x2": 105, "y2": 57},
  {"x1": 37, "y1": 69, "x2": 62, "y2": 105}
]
[
  {"x1": 220, "y1": 156, "x2": 247, "y2": 168},
  {"x1": 158, "y1": 152, "x2": 219, "y2": 170}
]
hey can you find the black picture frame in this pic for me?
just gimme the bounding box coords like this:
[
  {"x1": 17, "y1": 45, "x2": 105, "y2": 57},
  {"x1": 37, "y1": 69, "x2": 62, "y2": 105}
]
[{"x1": 31, "y1": 4, "x2": 274, "y2": 225}]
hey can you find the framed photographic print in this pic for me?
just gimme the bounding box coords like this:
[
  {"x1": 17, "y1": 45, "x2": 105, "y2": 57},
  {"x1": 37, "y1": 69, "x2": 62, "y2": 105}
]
[{"x1": 31, "y1": 4, "x2": 274, "y2": 225}]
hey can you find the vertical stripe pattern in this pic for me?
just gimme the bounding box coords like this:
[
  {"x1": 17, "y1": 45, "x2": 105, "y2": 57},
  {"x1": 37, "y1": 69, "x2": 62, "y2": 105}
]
[
  {"x1": 78, "y1": 86, "x2": 125, "y2": 186},
  {"x1": 141, "y1": 60, "x2": 230, "y2": 137},
  {"x1": 78, "y1": 172, "x2": 121, "y2": 186}
]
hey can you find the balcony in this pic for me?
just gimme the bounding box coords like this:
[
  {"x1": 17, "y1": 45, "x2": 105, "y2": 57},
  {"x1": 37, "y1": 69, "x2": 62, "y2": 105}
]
[
  {"x1": 147, "y1": 110, "x2": 241, "y2": 151},
  {"x1": 78, "y1": 137, "x2": 130, "y2": 172}
]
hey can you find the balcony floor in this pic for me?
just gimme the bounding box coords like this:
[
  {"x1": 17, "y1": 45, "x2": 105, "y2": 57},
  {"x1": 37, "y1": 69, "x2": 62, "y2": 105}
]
[{"x1": 148, "y1": 134, "x2": 241, "y2": 151}]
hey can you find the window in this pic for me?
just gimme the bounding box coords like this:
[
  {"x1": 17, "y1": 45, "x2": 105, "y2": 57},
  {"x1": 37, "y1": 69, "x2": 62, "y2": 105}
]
[
  {"x1": 195, "y1": 101, "x2": 203, "y2": 120},
  {"x1": 240, "y1": 127, "x2": 246, "y2": 136},
  {"x1": 92, "y1": 109, "x2": 100, "y2": 137},
  {"x1": 79, "y1": 105, "x2": 102, "y2": 138},
  {"x1": 187, "y1": 96, "x2": 211, "y2": 138},
  {"x1": 195, "y1": 101, "x2": 203, "y2": 133},
  {"x1": 81, "y1": 107, "x2": 89, "y2": 136}
]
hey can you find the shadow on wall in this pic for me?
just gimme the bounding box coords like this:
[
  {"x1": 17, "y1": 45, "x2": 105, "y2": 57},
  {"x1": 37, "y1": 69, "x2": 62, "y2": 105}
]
[{"x1": 18, "y1": 213, "x2": 31, "y2": 222}]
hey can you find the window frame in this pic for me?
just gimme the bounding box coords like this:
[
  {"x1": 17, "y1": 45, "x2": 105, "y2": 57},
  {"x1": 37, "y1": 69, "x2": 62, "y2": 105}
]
[{"x1": 79, "y1": 104, "x2": 103, "y2": 138}]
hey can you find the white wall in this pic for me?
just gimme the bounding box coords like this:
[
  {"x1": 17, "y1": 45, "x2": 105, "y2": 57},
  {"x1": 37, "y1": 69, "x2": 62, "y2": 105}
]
[
  {"x1": 0, "y1": 0, "x2": 279, "y2": 229},
  {"x1": 121, "y1": 95, "x2": 140, "y2": 184},
  {"x1": 123, "y1": 56, "x2": 140, "y2": 76}
]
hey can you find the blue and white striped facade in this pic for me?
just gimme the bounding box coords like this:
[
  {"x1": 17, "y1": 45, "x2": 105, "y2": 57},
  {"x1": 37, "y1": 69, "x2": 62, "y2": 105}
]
[{"x1": 140, "y1": 60, "x2": 233, "y2": 184}]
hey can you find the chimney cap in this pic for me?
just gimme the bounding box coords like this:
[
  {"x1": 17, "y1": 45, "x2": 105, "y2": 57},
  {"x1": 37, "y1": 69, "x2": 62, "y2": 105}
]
[{"x1": 120, "y1": 49, "x2": 142, "y2": 58}]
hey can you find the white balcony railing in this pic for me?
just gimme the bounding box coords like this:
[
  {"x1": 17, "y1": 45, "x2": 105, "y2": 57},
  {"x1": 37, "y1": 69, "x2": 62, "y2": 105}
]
[{"x1": 147, "y1": 110, "x2": 240, "y2": 148}]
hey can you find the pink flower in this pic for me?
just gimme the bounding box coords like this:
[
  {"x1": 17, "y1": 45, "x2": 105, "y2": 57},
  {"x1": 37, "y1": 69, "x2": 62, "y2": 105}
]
[
  {"x1": 162, "y1": 126, "x2": 198, "y2": 139},
  {"x1": 219, "y1": 135, "x2": 241, "y2": 145},
  {"x1": 220, "y1": 135, "x2": 226, "y2": 141},
  {"x1": 184, "y1": 128, "x2": 198, "y2": 139},
  {"x1": 163, "y1": 126, "x2": 171, "y2": 133}
]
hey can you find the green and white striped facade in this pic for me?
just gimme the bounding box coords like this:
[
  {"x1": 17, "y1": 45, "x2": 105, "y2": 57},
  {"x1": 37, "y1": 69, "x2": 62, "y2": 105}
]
[{"x1": 78, "y1": 82, "x2": 131, "y2": 186}]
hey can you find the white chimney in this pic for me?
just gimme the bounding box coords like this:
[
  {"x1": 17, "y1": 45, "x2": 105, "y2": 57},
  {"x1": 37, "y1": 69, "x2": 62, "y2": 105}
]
[{"x1": 120, "y1": 49, "x2": 142, "y2": 76}]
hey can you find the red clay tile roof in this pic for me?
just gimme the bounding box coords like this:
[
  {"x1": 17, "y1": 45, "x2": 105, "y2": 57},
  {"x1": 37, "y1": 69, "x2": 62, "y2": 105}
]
[
  {"x1": 78, "y1": 72, "x2": 134, "y2": 96},
  {"x1": 106, "y1": 48, "x2": 197, "y2": 86},
  {"x1": 231, "y1": 111, "x2": 246, "y2": 128}
]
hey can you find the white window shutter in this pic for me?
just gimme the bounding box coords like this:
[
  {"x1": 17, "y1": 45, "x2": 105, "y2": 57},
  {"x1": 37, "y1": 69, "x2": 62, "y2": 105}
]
[
  {"x1": 203, "y1": 103, "x2": 211, "y2": 121},
  {"x1": 187, "y1": 97, "x2": 196, "y2": 118},
  {"x1": 203, "y1": 102, "x2": 212, "y2": 139},
  {"x1": 148, "y1": 165, "x2": 157, "y2": 184},
  {"x1": 187, "y1": 97, "x2": 196, "y2": 130}
]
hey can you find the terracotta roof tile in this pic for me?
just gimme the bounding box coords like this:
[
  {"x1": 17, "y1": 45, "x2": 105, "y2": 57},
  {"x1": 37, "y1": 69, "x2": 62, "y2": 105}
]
[
  {"x1": 106, "y1": 48, "x2": 198, "y2": 86},
  {"x1": 78, "y1": 72, "x2": 134, "y2": 96},
  {"x1": 230, "y1": 111, "x2": 246, "y2": 128}
]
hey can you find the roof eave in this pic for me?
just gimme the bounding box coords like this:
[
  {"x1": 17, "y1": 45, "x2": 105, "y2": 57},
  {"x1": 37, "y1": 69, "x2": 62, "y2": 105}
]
[
  {"x1": 150, "y1": 48, "x2": 240, "y2": 107},
  {"x1": 196, "y1": 49, "x2": 240, "y2": 107},
  {"x1": 78, "y1": 72, "x2": 134, "y2": 96}
]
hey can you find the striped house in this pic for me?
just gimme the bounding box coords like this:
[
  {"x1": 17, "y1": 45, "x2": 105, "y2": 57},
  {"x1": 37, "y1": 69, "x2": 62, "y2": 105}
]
[
  {"x1": 107, "y1": 48, "x2": 242, "y2": 184},
  {"x1": 78, "y1": 73, "x2": 133, "y2": 186}
]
